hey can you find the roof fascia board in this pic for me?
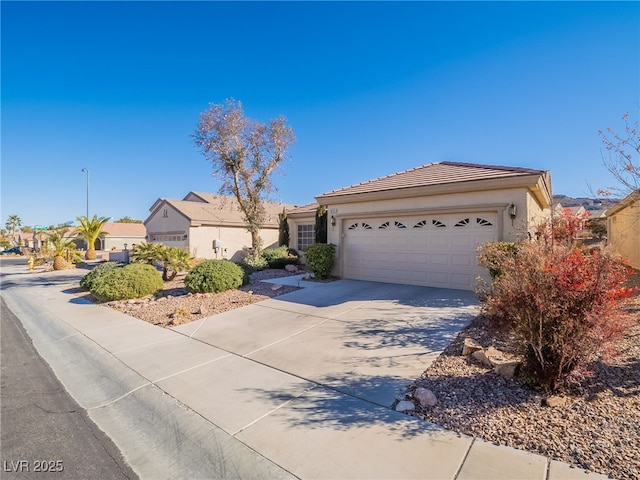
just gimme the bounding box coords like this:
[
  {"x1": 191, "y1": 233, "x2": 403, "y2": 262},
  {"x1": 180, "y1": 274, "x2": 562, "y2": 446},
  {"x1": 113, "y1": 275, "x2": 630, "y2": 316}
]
[
  {"x1": 317, "y1": 175, "x2": 545, "y2": 205},
  {"x1": 605, "y1": 190, "x2": 640, "y2": 217}
]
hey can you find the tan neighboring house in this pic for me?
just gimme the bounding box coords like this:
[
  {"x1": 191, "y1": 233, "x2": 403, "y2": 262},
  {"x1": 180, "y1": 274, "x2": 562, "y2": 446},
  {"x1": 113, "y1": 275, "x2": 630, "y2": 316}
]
[
  {"x1": 16, "y1": 223, "x2": 146, "y2": 252},
  {"x1": 145, "y1": 192, "x2": 291, "y2": 261},
  {"x1": 606, "y1": 190, "x2": 640, "y2": 269},
  {"x1": 98, "y1": 222, "x2": 147, "y2": 250},
  {"x1": 288, "y1": 161, "x2": 552, "y2": 291}
]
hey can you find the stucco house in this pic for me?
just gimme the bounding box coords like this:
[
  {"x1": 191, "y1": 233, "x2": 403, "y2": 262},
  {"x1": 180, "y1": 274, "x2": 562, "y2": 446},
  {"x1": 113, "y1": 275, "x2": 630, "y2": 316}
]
[
  {"x1": 606, "y1": 189, "x2": 640, "y2": 269},
  {"x1": 145, "y1": 192, "x2": 291, "y2": 261},
  {"x1": 288, "y1": 161, "x2": 552, "y2": 291}
]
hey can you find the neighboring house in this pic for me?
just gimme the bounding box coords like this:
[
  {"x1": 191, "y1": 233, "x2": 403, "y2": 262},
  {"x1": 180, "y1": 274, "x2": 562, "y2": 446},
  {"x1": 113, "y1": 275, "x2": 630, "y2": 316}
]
[
  {"x1": 288, "y1": 161, "x2": 552, "y2": 291},
  {"x1": 606, "y1": 189, "x2": 640, "y2": 269},
  {"x1": 98, "y1": 222, "x2": 147, "y2": 251},
  {"x1": 67, "y1": 223, "x2": 147, "y2": 251},
  {"x1": 145, "y1": 192, "x2": 292, "y2": 261},
  {"x1": 553, "y1": 203, "x2": 590, "y2": 238}
]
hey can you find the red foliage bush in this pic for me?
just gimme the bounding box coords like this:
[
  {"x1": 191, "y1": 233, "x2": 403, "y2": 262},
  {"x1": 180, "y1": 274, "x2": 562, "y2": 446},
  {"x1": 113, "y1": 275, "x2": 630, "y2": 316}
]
[{"x1": 478, "y1": 241, "x2": 634, "y2": 392}]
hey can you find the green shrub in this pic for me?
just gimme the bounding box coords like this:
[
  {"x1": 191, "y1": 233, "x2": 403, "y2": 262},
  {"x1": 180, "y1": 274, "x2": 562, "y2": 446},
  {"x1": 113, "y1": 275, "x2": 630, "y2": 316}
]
[
  {"x1": 261, "y1": 246, "x2": 298, "y2": 269},
  {"x1": 90, "y1": 263, "x2": 163, "y2": 302},
  {"x1": 304, "y1": 243, "x2": 336, "y2": 279},
  {"x1": 235, "y1": 262, "x2": 253, "y2": 286},
  {"x1": 184, "y1": 260, "x2": 244, "y2": 293},
  {"x1": 80, "y1": 261, "x2": 120, "y2": 291},
  {"x1": 241, "y1": 248, "x2": 269, "y2": 271}
]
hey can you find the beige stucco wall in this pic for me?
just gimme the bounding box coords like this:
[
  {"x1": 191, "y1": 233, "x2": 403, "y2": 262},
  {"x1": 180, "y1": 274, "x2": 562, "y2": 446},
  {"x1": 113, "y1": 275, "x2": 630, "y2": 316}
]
[
  {"x1": 102, "y1": 236, "x2": 146, "y2": 251},
  {"x1": 607, "y1": 201, "x2": 640, "y2": 269},
  {"x1": 188, "y1": 225, "x2": 279, "y2": 261},
  {"x1": 145, "y1": 203, "x2": 190, "y2": 240}
]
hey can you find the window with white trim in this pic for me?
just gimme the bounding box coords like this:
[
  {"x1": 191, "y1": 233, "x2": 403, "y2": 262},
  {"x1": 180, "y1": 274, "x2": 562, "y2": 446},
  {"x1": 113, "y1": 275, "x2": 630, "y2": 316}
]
[{"x1": 297, "y1": 224, "x2": 315, "y2": 250}]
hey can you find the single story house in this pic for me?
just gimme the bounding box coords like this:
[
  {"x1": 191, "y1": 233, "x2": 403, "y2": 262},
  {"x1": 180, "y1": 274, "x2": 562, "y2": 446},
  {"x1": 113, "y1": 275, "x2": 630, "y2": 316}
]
[
  {"x1": 606, "y1": 189, "x2": 640, "y2": 269},
  {"x1": 145, "y1": 191, "x2": 292, "y2": 261},
  {"x1": 288, "y1": 161, "x2": 552, "y2": 291},
  {"x1": 15, "y1": 223, "x2": 146, "y2": 252}
]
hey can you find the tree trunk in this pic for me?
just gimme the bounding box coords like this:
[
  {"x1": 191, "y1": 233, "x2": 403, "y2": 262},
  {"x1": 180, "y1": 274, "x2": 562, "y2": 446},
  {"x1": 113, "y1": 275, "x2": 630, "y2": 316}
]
[
  {"x1": 251, "y1": 230, "x2": 262, "y2": 253},
  {"x1": 53, "y1": 256, "x2": 67, "y2": 270},
  {"x1": 85, "y1": 247, "x2": 96, "y2": 260}
]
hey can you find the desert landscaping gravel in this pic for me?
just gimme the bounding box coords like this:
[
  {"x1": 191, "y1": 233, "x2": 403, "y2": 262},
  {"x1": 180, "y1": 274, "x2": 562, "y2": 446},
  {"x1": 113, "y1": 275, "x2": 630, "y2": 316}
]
[
  {"x1": 93, "y1": 268, "x2": 639, "y2": 479},
  {"x1": 406, "y1": 297, "x2": 640, "y2": 480},
  {"x1": 101, "y1": 268, "x2": 301, "y2": 327}
]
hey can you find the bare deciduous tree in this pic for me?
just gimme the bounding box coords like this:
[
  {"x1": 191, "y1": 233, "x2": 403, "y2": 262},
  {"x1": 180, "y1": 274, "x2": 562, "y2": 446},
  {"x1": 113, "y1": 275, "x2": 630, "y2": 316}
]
[
  {"x1": 193, "y1": 99, "x2": 295, "y2": 253},
  {"x1": 599, "y1": 112, "x2": 639, "y2": 195}
]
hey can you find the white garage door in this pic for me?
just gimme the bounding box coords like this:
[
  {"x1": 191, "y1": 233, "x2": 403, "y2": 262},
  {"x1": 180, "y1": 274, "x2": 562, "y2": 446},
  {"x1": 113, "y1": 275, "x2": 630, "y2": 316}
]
[{"x1": 343, "y1": 213, "x2": 498, "y2": 290}]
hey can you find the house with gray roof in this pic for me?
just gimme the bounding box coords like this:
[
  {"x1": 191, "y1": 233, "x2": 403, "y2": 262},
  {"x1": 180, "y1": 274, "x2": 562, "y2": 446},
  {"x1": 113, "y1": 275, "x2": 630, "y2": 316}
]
[
  {"x1": 288, "y1": 161, "x2": 552, "y2": 291},
  {"x1": 144, "y1": 192, "x2": 291, "y2": 261}
]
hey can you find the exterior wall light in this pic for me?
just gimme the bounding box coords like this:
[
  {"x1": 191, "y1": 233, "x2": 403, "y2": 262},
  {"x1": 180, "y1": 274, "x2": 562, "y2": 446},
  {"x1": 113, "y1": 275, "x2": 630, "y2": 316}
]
[
  {"x1": 330, "y1": 215, "x2": 336, "y2": 227},
  {"x1": 509, "y1": 203, "x2": 517, "y2": 219}
]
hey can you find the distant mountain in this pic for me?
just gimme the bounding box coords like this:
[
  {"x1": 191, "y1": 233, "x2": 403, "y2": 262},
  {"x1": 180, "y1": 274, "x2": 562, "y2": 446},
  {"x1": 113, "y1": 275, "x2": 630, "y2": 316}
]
[{"x1": 552, "y1": 195, "x2": 619, "y2": 212}]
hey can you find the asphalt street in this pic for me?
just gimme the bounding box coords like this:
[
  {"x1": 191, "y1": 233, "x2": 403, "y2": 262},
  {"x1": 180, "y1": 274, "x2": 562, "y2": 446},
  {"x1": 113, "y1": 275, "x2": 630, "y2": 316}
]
[{"x1": 1, "y1": 296, "x2": 138, "y2": 480}]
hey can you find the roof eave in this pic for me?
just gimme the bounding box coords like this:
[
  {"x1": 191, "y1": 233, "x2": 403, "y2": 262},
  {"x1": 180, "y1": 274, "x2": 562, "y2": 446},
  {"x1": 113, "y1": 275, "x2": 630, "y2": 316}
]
[{"x1": 317, "y1": 174, "x2": 551, "y2": 206}]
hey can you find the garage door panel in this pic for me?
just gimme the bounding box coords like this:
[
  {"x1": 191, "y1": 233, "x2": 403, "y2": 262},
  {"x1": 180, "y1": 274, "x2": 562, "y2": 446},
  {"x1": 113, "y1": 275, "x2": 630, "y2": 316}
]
[
  {"x1": 451, "y1": 254, "x2": 472, "y2": 267},
  {"x1": 429, "y1": 236, "x2": 449, "y2": 248},
  {"x1": 429, "y1": 254, "x2": 449, "y2": 265},
  {"x1": 344, "y1": 213, "x2": 497, "y2": 290}
]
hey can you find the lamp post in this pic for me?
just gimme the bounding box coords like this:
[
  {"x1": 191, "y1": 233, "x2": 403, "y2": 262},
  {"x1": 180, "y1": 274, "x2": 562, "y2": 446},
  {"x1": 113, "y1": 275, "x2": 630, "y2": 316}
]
[{"x1": 81, "y1": 168, "x2": 89, "y2": 218}]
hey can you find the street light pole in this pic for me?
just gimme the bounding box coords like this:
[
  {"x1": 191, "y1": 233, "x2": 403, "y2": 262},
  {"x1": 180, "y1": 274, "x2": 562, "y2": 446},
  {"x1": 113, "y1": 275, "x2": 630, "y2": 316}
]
[{"x1": 81, "y1": 168, "x2": 89, "y2": 218}]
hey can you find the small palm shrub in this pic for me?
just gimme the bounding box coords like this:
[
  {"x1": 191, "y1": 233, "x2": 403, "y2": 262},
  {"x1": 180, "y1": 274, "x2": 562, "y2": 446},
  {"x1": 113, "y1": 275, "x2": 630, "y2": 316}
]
[
  {"x1": 130, "y1": 242, "x2": 165, "y2": 265},
  {"x1": 161, "y1": 246, "x2": 194, "y2": 281},
  {"x1": 184, "y1": 260, "x2": 244, "y2": 293},
  {"x1": 90, "y1": 264, "x2": 163, "y2": 302},
  {"x1": 304, "y1": 243, "x2": 336, "y2": 279},
  {"x1": 261, "y1": 246, "x2": 298, "y2": 269},
  {"x1": 80, "y1": 262, "x2": 119, "y2": 291}
]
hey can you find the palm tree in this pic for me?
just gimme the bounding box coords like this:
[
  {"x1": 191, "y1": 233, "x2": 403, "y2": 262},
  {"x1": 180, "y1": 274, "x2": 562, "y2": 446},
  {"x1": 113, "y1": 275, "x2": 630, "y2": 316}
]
[
  {"x1": 75, "y1": 215, "x2": 109, "y2": 260},
  {"x1": 161, "y1": 247, "x2": 194, "y2": 281},
  {"x1": 5, "y1": 215, "x2": 22, "y2": 246},
  {"x1": 45, "y1": 228, "x2": 76, "y2": 270},
  {"x1": 130, "y1": 242, "x2": 166, "y2": 265}
]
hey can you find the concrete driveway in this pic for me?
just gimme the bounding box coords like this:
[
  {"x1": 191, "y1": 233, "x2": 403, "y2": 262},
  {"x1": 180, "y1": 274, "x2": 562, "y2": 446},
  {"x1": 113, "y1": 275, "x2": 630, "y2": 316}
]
[
  {"x1": 172, "y1": 278, "x2": 478, "y2": 410},
  {"x1": 3, "y1": 263, "x2": 597, "y2": 479}
]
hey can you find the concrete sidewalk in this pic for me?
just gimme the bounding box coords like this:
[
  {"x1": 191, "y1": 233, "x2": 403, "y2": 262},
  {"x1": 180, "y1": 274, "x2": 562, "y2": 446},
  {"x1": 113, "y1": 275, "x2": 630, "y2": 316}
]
[{"x1": 0, "y1": 263, "x2": 608, "y2": 479}]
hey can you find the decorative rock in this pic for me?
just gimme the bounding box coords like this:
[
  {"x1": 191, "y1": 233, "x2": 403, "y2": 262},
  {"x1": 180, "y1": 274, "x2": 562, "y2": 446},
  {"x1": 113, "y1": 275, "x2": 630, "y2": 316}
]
[
  {"x1": 285, "y1": 264, "x2": 298, "y2": 273},
  {"x1": 395, "y1": 400, "x2": 416, "y2": 412},
  {"x1": 472, "y1": 349, "x2": 493, "y2": 367},
  {"x1": 485, "y1": 346, "x2": 506, "y2": 365},
  {"x1": 493, "y1": 360, "x2": 521, "y2": 378},
  {"x1": 196, "y1": 305, "x2": 207, "y2": 316},
  {"x1": 542, "y1": 395, "x2": 568, "y2": 407},
  {"x1": 414, "y1": 387, "x2": 438, "y2": 407},
  {"x1": 462, "y1": 338, "x2": 483, "y2": 356},
  {"x1": 270, "y1": 283, "x2": 283, "y2": 291}
]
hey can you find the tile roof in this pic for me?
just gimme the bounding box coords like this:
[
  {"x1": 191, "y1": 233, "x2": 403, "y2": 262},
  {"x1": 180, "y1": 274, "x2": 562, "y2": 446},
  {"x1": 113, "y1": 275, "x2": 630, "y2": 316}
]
[
  {"x1": 151, "y1": 192, "x2": 291, "y2": 228},
  {"x1": 287, "y1": 202, "x2": 319, "y2": 215},
  {"x1": 101, "y1": 222, "x2": 146, "y2": 237},
  {"x1": 317, "y1": 161, "x2": 548, "y2": 199}
]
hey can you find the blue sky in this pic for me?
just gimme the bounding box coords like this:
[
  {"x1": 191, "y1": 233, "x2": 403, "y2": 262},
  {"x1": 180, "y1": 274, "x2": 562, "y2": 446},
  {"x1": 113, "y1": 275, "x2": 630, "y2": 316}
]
[{"x1": 2, "y1": 1, "x2": 638, "y2": 228}]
